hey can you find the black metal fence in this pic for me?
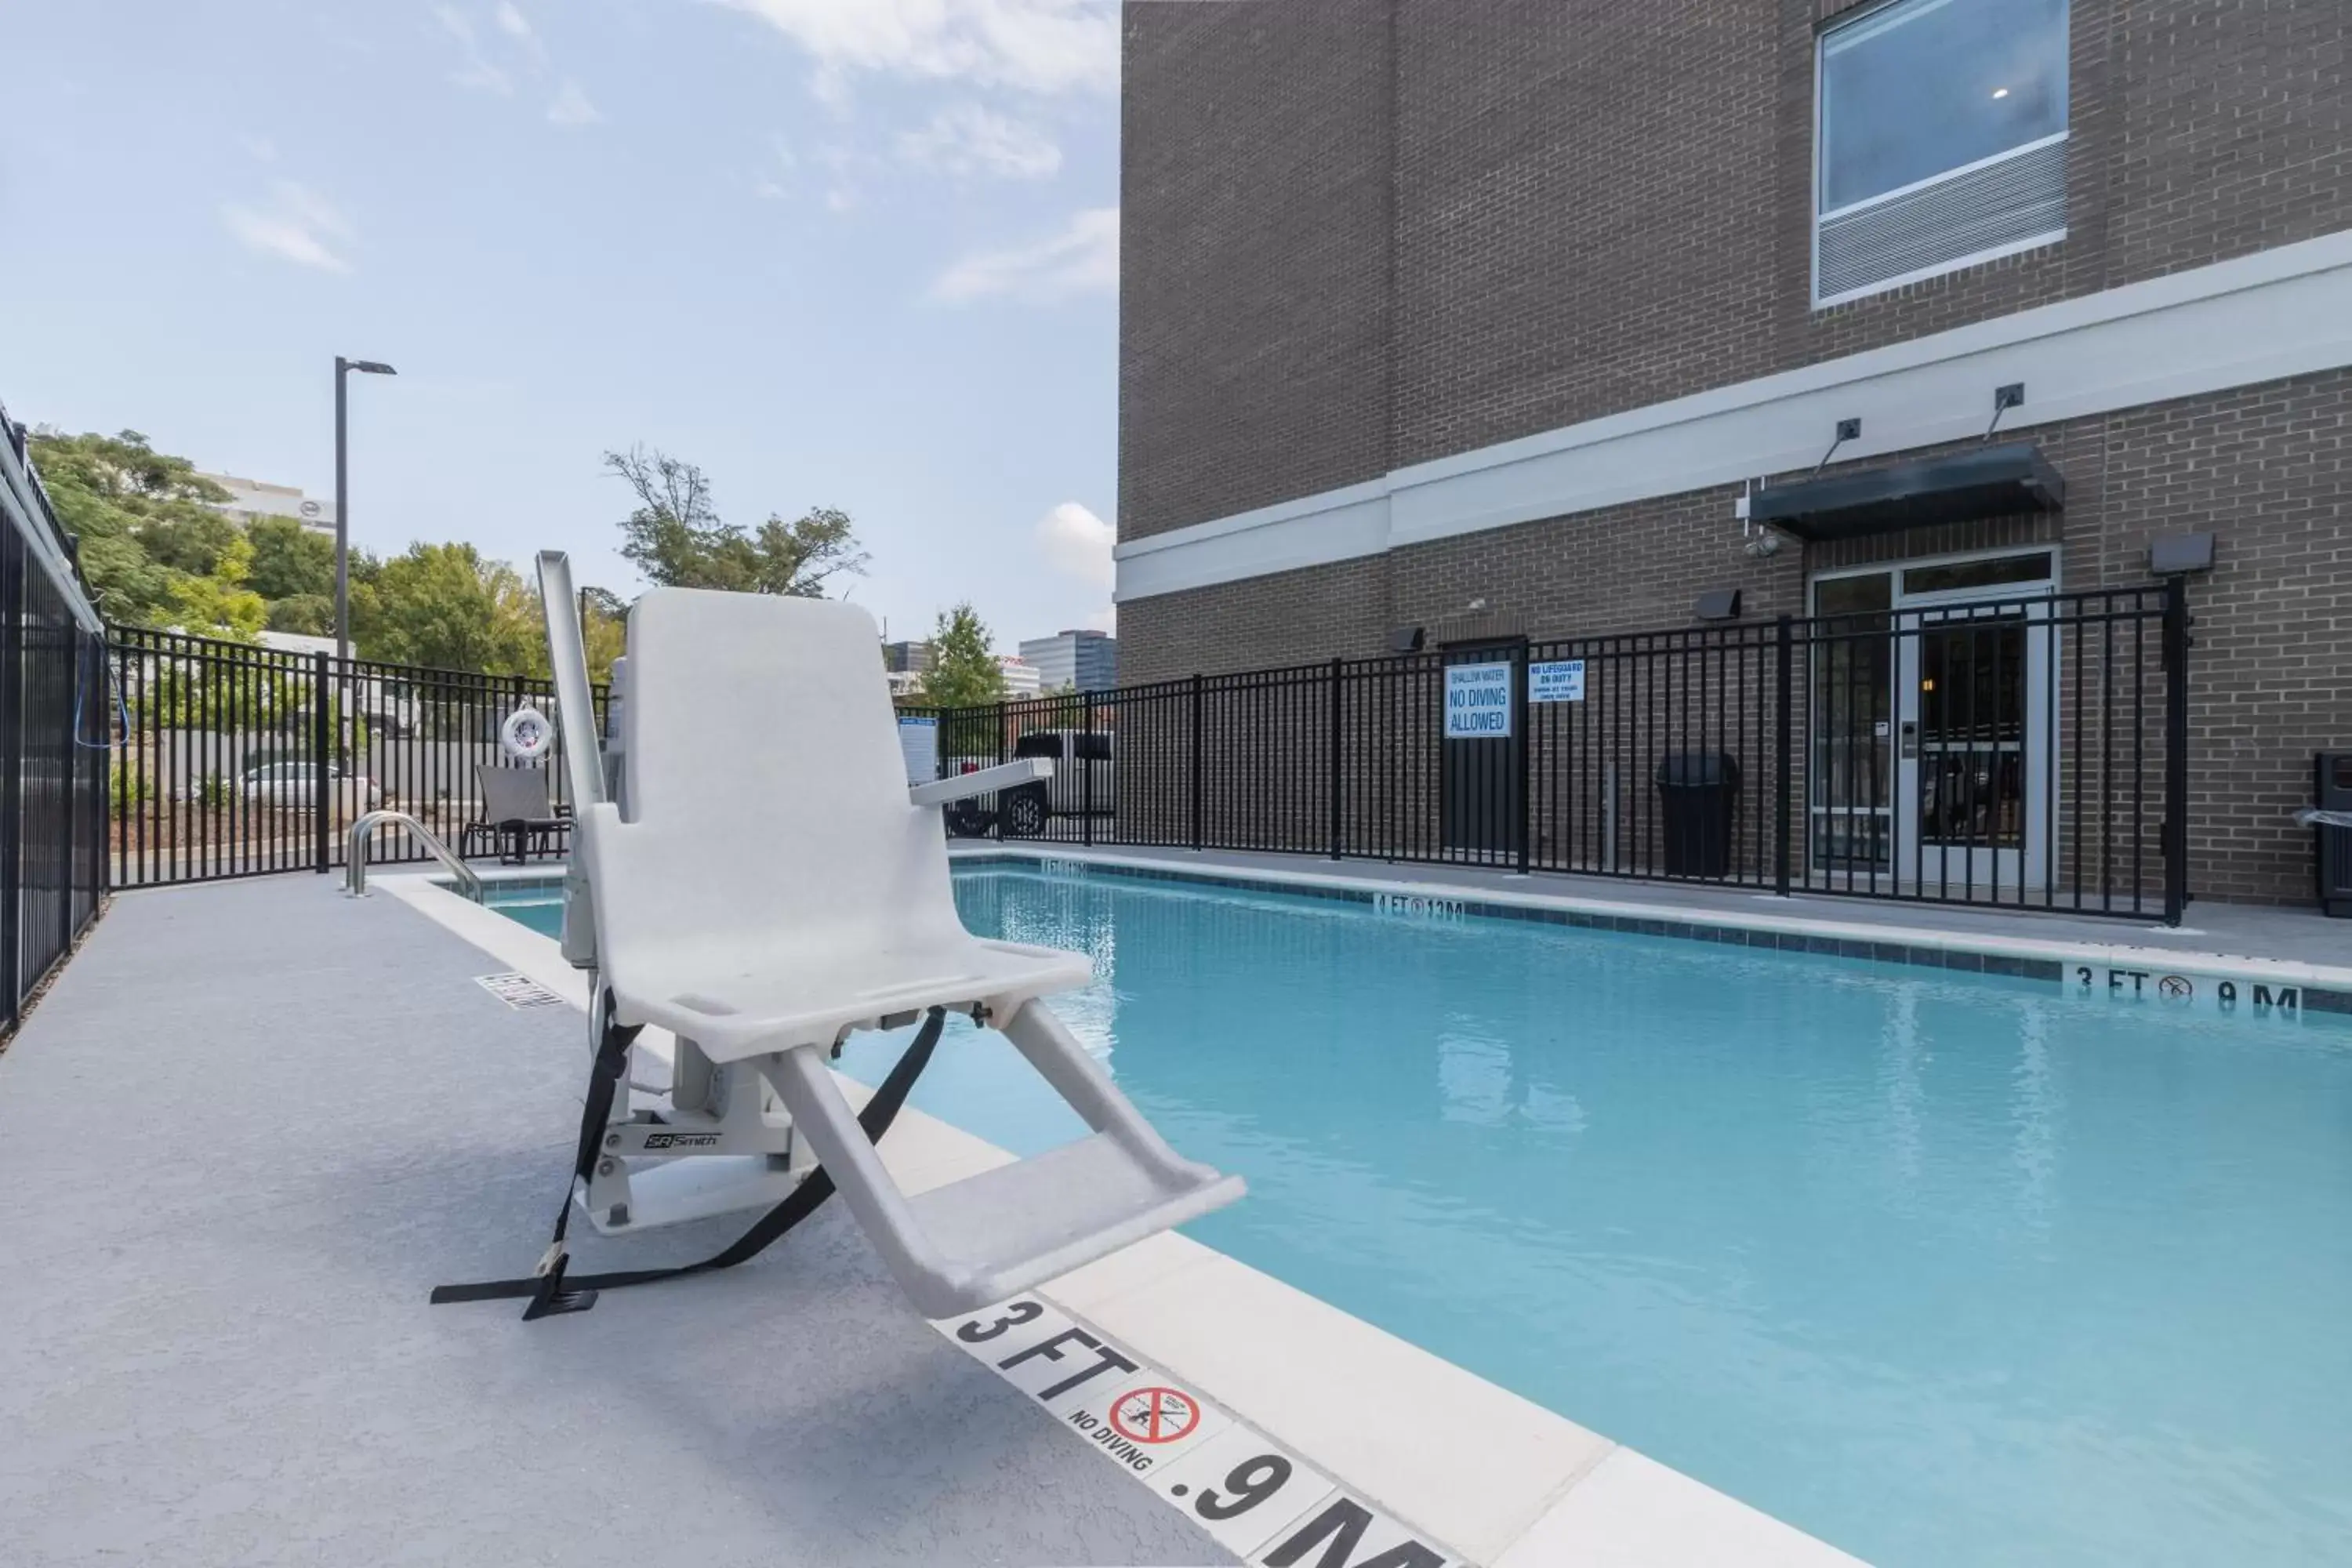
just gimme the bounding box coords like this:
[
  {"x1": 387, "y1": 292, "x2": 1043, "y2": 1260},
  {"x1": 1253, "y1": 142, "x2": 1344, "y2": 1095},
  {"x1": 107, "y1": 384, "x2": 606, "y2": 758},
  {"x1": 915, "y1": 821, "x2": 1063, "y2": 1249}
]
[
  {"x1": 107, "y1": 626, "x2": 605, "y2": 889},
  {"x1": 918, "y1": 581, "x2": 2190, "y2": 923},
  {"x1": 97, "y1": 579, "x2": 2189, "y2": 924},
  {"x1": 0, "y1": 402, "x2": 111, "y2": 1034}
]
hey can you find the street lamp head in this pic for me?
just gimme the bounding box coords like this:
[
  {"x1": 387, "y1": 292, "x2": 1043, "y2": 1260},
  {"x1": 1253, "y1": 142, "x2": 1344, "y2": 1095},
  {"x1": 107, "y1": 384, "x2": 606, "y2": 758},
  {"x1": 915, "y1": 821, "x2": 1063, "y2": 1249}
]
[{"x1": 345, "y1": 359, "x2": 398, "y2": 376}]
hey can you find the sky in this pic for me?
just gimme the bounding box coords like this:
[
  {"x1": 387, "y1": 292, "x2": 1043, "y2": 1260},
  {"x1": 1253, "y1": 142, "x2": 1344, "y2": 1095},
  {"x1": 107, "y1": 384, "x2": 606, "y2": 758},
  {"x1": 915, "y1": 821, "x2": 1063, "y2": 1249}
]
[{"x1": 0, "y1": 0, "x2": 1123, "y2": 652}]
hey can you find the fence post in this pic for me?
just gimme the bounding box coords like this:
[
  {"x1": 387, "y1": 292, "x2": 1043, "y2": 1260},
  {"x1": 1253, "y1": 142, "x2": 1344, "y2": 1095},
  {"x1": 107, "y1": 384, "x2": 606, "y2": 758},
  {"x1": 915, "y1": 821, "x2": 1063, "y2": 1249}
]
[
  {"x1": 0, "y1": 532, "x2": 24, "y2": 1022},
  {"x1": 311, "y1": 652, "x2": 330, "y2": 873},
  {"x1": 1083, "y1": 691, "x2": 1096, "y2": 848},
  {"x1": 1515, "y1": 643, "x2": 1533, "y2": 874},
  {"x1": 1328, "y1": 657, "x2": 1344, "y2": 859},
  {"x1": 2162, "y1": 575, "x2": 2191, "y2": 926},
  {"x1": 1189, "y1": 673, "x2": 1204, "y2": 852},
  {"x1": 1773, "y1": 615, "x2": 1793, "y2": 898}
]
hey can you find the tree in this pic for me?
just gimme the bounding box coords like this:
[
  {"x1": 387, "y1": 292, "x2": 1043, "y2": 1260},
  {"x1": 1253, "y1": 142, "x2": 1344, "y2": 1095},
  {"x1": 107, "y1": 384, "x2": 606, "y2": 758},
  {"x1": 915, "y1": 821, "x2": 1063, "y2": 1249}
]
[
  {"x1": 916, "y1": 602, "x2": 1006, "y2": 710},
  {"x1": 264, "y1": 593, "x2": 335, "y2": 636},
  {"x1": 26, "y1": 429, "x2": 246, "y2": 630},
  {"x1": 604, "y1": 445, "x2": 867, "y2": 597},
  {"x1": 350, "y1": 543, "x2": 541, "y2": 673},
  {"x1": 246, "y1": 516, "x2": 336, "y2": 601},
  {"x1": 578, "y1": 586, "x2": 626, "y2": 685}
]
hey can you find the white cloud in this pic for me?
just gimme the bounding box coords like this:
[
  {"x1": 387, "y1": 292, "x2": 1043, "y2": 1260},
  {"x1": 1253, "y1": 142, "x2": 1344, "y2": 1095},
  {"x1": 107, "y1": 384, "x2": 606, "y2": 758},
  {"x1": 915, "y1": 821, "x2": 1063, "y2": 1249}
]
[
  {"x1": 547, "y1": 80, "x2": 601, "y2": 125},
  {"x1": 434, "y1": 4, "x2": 513, "y2": 93},
  {"x1": 220, "y1": 181, "x2": 355, "y2": 273},
  {"x1": 1036, "y1": 500, "x2": 1114, "y2": 591},
  {"x1": 238, "y1": 133, "x2": 277, "y2": 162},
  {"x1": 931, "y1": 206, "x2": 1117, "y2": 303},
  {"x1": 496, "y1": 1, "x2": 554, "y2": 70},
  {"x1": 723, "y1": 0, "x2": 1117, "y2": 101},
  {"x1": 898, "y1": 103, "x2": 1060, "y2": 179},
  {"x1": 1036, "y1": 502, "x2": 1117, "y2": 633}
]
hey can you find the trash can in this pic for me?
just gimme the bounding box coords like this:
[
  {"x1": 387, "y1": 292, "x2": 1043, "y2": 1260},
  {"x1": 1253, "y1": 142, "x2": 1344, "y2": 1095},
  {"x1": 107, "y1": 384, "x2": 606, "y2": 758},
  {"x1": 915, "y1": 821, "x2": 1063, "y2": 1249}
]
[
  {"x1": 1653, "y1": 753, "x2": 1741, "y2": 878},
  {"x1": 2318, "y1": 752, "x2": 2352, "y2": 918}
]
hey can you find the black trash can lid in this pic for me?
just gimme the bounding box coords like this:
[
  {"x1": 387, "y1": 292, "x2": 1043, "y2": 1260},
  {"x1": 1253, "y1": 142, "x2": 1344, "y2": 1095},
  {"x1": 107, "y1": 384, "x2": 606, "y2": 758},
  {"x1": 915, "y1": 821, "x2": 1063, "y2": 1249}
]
[{"x1": 1654, "y1": 753, "x2": 1743, "y2": 788}]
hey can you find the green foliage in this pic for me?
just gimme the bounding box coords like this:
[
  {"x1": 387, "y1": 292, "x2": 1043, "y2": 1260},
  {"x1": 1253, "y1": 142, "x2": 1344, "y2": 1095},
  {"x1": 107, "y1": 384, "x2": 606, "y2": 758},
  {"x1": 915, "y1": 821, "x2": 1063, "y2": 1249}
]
[
  {"x1": 246, "y1": 516, "x2": 337, "y2": 602},
  {"x1": 27, "y1": 429, "x2": 252, "y2": 632},
  {"x1": 196, "y1": 773, "x2": 234, "y2": 808},
  {"x1": 350, "y1": 543, "x2": 543, "y2": 674},
  {"x1": 265, "y1": 593, "x2": 335, "y2": 635},
  {"x1": 604, "y1": 446, "x2": 867, "y2": 597},
  {"x1": 110, "y1": 758, "x2": 147, "y2": 818},
  {"x1": 916, "y1": 602, "x2": 1005, "y2": 710}
]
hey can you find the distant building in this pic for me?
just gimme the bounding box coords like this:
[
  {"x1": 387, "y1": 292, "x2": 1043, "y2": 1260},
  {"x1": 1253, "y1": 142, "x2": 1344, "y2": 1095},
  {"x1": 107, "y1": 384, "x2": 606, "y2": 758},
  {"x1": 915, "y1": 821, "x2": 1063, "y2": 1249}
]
[
  {"x1": 1018, "y1": 630, "x2": 1118, "y2": 693},
  {"x1": 882, "y1": 640, "x2": 933, "y2": 676},
  {"x1": 884, "y1": 669, "x2": 925, "y2": 700},
  {"x1": 200, "y1": 472, "x2": 336, "y2": 535},
  {"x1": 997, "y1": 655, "x2": 1043, "y2": 699}
]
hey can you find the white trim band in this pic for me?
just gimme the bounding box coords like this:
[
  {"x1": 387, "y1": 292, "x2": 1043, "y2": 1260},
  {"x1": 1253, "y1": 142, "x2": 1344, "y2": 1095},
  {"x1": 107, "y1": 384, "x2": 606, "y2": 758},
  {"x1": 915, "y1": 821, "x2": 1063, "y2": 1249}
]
[{"x1": 1116, "y1": 227, "x2": 2352, "y2": 602}]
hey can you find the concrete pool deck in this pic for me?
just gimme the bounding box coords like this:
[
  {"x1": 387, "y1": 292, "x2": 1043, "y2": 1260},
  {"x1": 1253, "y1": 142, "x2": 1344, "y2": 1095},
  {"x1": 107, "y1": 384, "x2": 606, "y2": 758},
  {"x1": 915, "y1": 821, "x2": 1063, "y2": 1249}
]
[{"x1": 0, "y1": 877, "x2": 1230, "y2": 1568}]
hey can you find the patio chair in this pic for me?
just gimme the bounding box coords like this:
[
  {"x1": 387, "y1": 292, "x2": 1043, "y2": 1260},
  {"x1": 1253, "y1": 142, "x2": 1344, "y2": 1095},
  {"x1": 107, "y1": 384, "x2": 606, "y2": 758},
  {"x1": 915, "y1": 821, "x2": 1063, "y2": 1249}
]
[
  {"x1": 434, "y1": 554, "x2": 1243, "y2": 1322},
  {"x1": 462, "y1": 764, "x2": 569, "y2": 864}
]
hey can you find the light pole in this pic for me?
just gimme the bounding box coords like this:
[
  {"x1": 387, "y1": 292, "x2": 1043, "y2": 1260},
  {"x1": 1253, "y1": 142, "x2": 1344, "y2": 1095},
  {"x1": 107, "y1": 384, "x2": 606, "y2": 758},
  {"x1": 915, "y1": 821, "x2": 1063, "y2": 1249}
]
[{"x1": 333, "y1": 356, "x2": 397, "y2": 659}]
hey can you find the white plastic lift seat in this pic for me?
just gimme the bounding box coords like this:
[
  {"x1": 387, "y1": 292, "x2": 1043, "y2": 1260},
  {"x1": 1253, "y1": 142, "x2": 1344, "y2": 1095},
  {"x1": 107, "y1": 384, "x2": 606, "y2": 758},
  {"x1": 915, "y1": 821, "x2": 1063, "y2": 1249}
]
[{"x1": 573, "y1": 586, "x2": 1243, "y2": 1317}]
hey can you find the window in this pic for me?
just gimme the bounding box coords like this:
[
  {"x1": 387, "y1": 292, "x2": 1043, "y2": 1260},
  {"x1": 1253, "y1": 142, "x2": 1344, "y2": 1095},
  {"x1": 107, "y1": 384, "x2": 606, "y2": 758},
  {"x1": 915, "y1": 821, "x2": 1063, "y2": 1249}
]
[
  {"x1": 1815, "y1": 0, "x2": 2070, "y2": 304},
  {"x1": 1899, "y1": 551, "x2": 2053, "y2": 597}
]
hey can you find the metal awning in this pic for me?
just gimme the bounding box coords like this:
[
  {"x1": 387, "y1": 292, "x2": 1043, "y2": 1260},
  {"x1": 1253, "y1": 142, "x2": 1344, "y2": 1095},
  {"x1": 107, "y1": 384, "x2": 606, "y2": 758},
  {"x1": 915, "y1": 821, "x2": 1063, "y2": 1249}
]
[{"x1": 1750, "y1": 441, "x2": 2064, "y2": 543}]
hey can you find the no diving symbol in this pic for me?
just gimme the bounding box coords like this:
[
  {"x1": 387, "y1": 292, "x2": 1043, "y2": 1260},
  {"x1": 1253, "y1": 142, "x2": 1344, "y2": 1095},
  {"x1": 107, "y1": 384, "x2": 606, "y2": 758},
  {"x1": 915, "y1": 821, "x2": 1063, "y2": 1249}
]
[
  {"x1": 2158, "y1": 975, "x2": 2194, "y2": 1001},
  {"x1": 1109, "y1": 1386, "x2": 1200, "y2": 1445}
]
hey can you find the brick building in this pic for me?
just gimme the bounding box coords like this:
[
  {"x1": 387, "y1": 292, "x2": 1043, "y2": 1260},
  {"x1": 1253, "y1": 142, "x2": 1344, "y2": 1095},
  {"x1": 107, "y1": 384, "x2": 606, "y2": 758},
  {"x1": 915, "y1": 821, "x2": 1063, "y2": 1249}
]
[{"x1": 1115, "y1": 0, "x2": 2352, "y2": 906}]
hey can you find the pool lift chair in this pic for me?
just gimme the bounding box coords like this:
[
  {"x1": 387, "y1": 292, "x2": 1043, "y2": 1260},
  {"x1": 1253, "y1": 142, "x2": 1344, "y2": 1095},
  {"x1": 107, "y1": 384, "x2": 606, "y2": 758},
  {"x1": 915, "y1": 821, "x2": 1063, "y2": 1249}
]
[{"x1": 434, "y1": 553, "x2": 1243, "y2": 1322}]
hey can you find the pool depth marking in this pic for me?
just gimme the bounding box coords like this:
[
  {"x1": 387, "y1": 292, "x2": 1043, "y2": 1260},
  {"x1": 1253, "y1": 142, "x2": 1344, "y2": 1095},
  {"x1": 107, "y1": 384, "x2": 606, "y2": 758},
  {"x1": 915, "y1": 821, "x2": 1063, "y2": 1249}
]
[
  {"x1": 2067, "y1": 963, "x2": 2310, "y2": 1020},
  {"x1": 936, "y1": 1296, "x2": 1459, "y2": 1566},
  {"x1": 473, "y1": 971, "x2": 566, "y2": 1010}
]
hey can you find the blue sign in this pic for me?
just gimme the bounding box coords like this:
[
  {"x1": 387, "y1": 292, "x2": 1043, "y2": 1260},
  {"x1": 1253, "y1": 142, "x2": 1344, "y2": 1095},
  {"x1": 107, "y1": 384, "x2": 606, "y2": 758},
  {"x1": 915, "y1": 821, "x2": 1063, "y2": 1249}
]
[
  {"x1": 1528, "y1": 659, "x2": 1587, "y2": 703},
  {"x1": 1443, "y1": 662, "x2": 1514, "y2": 739}
]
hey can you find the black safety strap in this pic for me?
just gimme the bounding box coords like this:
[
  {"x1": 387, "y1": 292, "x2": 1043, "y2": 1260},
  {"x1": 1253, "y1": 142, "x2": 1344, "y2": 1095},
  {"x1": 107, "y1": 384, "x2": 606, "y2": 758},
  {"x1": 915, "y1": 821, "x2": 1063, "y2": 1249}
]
[{"x1": 430, "y1": 1004, "x2": 946, "y2": 1319}]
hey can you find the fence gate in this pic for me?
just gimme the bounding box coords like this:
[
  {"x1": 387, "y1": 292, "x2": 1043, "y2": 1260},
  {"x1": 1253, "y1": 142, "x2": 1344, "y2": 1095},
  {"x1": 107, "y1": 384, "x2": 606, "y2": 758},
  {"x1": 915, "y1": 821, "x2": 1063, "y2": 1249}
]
[{"x1": 107, "y1": 629, "x2": 603, "y2": 890}]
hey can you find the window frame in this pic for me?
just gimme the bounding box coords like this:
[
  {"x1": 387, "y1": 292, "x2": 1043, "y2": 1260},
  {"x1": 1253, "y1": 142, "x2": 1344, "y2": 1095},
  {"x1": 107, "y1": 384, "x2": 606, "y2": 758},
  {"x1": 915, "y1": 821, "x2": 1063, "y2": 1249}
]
[{"x1": 1810, "y1": 0, "x2": 2072, "y2": 308}]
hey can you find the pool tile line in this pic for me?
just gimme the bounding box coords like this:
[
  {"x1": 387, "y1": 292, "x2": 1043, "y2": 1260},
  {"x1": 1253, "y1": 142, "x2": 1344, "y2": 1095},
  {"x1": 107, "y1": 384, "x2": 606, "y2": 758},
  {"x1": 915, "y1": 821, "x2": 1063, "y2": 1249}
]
[
  {"x1": 948, "y1": 847, "x2": 2352, "y2": 1015},
  {"x1": 386, "y1": 870, "x2": 1867, "y2": 1568}
]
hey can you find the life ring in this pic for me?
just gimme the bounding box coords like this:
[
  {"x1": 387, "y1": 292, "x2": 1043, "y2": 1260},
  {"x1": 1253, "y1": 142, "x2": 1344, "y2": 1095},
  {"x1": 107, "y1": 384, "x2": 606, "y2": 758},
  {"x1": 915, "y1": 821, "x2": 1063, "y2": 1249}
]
[{"x1": 501, "y1": 705, "x2": 556, "y2": 762}]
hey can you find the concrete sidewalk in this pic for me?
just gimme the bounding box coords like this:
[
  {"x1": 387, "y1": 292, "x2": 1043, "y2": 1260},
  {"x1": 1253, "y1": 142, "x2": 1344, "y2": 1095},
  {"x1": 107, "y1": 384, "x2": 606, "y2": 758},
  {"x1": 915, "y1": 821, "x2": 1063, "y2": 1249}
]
[{"x1": 0, "y1": 877, "x2": 1229, "y2": 1568}]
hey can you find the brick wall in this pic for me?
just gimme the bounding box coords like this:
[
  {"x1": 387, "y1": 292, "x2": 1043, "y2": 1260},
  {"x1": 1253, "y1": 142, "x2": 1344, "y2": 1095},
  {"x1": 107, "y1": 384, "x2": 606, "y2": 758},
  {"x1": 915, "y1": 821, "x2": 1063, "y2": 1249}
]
[
  {"x1": 1121, "y1": 0, "x2": 2352, "y2": 533},
  {"x1": 1123, "y1": 368, "x2": 2352, "y2": 904},
  {"x1": 1118, "y1": 0, "x2": 1397, "y2": 542}
]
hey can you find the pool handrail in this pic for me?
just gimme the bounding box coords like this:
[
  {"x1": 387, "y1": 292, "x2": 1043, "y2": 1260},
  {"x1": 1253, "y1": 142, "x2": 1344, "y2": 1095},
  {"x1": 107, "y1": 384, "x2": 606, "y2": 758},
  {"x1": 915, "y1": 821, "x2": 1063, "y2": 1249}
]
[{"x1": 345, "y1": 810, "x2": 483, "y2": 900}]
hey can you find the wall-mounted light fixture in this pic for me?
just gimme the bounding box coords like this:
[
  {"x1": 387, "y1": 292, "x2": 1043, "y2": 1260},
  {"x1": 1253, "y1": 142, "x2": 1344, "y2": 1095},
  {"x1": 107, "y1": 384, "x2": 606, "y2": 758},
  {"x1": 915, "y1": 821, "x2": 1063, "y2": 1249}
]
[
  {"x1": 1693, "y1": 588, "x2": 1744, "y2": 622},
  {"x1": 2148, "y1": 532, "x2": 2216, "y2": 575}
]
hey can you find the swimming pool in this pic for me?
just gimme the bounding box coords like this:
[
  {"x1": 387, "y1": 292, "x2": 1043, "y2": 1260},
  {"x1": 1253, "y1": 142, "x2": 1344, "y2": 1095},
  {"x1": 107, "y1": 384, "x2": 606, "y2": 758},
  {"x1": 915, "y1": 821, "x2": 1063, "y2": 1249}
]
[{"x1": 488, "y1": 866, "x2": 2352, "y2": 1568}]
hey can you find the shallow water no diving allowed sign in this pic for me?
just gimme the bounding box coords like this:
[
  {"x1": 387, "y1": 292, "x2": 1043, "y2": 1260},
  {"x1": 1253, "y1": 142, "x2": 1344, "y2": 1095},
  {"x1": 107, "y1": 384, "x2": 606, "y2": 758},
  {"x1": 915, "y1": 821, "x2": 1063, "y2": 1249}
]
[{"x1": 1442, "y1": 662, "x2": 1512, "y2": 739}]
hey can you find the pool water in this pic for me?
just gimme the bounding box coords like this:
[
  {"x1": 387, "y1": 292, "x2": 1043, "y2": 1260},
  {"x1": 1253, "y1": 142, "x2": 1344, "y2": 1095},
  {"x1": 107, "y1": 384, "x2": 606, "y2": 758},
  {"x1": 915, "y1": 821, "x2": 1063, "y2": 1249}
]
[{"x1": 491, "y1": 869, "x2": 2352, "y2": 1568}]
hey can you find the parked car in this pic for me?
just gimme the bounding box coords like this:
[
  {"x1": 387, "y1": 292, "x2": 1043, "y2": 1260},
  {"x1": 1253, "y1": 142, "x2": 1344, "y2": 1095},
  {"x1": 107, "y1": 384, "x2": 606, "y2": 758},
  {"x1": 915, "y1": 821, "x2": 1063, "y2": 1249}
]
[
  {"x1": 239, "y1": 760, "x2": 382, "y2": 811},
  {"x1": 937, "y1": 730, "x2": 1116, "y2": 838}
]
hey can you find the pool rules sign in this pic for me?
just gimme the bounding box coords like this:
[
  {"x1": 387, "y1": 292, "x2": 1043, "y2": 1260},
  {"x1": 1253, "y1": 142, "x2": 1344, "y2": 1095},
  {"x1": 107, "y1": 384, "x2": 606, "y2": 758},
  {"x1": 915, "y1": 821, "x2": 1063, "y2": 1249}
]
[{"x1": 1443, "y1": 662, "x2": 1513, "y2": 739}]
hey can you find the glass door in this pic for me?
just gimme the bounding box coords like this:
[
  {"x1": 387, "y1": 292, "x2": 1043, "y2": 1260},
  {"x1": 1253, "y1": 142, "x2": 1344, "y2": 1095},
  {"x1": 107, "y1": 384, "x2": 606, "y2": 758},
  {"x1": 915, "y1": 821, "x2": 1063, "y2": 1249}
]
[
  {"x1": 1811, "y1": 550, "x2": 2054, "y2": 897},
  {"x1": 1892, "y1": 558, "x2": 2053, "y2": 896}
]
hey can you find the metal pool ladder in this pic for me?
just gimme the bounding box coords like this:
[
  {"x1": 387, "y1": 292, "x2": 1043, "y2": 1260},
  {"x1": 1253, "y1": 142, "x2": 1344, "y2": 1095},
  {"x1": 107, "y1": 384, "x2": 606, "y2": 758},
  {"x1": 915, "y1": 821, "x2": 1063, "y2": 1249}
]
[{"x1": 345, "y1": 811, "x2": 484, "y2": 900}]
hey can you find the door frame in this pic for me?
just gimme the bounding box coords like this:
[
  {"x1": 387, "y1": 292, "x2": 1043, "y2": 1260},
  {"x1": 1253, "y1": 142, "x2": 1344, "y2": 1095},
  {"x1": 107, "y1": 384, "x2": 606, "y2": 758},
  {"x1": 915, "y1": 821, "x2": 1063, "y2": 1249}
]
[{"x1": 1808, "y1": 544, "x2": 2060, "y2": 892}]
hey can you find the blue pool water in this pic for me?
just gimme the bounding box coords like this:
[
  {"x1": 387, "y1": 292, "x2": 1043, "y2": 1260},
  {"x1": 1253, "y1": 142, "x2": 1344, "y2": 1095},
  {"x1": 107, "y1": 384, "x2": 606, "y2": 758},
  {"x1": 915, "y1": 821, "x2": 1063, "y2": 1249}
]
[{"x1": 488, "y1": 869, "x2": 2352, "y2": 1568}]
